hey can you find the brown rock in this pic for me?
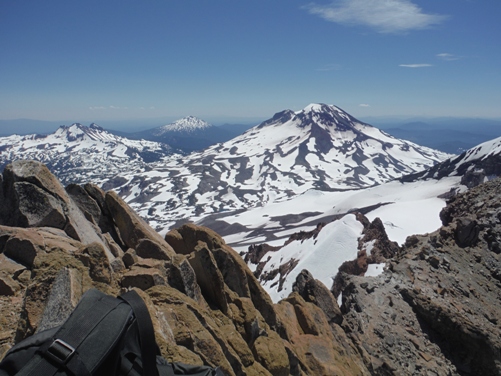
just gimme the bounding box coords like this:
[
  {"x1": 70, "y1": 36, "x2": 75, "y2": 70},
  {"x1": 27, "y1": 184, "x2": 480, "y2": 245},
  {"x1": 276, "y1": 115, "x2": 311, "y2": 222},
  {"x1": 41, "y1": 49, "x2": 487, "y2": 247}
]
[
  {"x1": 2, "y1": 227, "x2": 45, "y2": 267},
  {"x1": 122, "y1": 248, "x2": 138, "y2": 268},
  {"x1": 293, "y1": 269, "x2": 343, "y2": 325},
  {"x1": 251, "y1": 335, "x2": 289, "y2": 376},
  {"x1": 187, "y1": 242, "x2": 229, "y2": 314},
  {"x1": 0, "y1": 273, "x2": 20, "y2": 296},
  {"x1": 147, "y1": 286, "x2": 235, "y2": 376},
  {"x1": 136, "y1": 238, "x2": 172, "y2": 260},
  {"x1": 105, "y1": 191, "x2": 174, "y2": 257},
  {"x1": 0, "y1": 254, "x2": 26, "y2": 279},
  {"x1": 167, "y1": 254, "x2": 204, "y2": 304},
  {"x1": 166, "y1": 224, "x2": 278, "y2": 330},
  {"x1": 76, "y1": 242, "x2": 112, "y2": 284},
  {"x1": 121, "y1": 267, "x2": 166, "y2": 290}
]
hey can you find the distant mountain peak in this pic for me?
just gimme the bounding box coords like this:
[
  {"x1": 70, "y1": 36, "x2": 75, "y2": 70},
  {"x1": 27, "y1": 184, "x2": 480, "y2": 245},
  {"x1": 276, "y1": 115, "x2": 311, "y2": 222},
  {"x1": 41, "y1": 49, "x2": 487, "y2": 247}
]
[{"x1": 155, "y1": 116, "x2": 212, "y2": 135}]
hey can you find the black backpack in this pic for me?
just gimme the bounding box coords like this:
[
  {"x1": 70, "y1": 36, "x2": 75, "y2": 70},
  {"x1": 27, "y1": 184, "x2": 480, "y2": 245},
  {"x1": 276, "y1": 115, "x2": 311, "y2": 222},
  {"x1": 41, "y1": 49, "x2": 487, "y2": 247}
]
[{"x1": 0, "y1": 289, "x2": 224, "y2": 376}]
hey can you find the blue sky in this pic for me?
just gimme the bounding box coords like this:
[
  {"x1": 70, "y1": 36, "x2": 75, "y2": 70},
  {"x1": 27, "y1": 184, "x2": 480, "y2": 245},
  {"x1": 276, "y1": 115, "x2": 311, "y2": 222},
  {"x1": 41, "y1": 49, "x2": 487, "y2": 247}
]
[{"x1": 1, "y1": 0, "x2": 500, "y2": 128}]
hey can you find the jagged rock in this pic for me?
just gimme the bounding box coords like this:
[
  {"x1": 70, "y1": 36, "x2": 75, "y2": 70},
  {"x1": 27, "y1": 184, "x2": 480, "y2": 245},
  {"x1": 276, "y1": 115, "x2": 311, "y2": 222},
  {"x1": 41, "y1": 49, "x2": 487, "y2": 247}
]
[
  {"x1": 187, "y1": 242, "x2": 229, "y2": 314},
  {"x1": 105, "y1": 191, "x2": 175, "y2": 258},
  {"x1": 166, "y1": 224, "x2": 278, "y2": 330},
  {"x1": 293, "y1": 269, "x2": 342, "y2": 325},
  {"x1": 167, "y1": 254, "x2": 204, "y2": 304},
  {"x1": 340, "y1": 177, "x2": 501, "y2": 375}
]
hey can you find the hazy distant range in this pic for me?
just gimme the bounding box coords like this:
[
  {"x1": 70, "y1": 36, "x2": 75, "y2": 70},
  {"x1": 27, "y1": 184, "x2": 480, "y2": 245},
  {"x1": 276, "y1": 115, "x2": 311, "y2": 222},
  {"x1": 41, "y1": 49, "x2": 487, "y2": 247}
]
[{"x1": 1, "y1": 116, "x2": 500, "y2": 155}]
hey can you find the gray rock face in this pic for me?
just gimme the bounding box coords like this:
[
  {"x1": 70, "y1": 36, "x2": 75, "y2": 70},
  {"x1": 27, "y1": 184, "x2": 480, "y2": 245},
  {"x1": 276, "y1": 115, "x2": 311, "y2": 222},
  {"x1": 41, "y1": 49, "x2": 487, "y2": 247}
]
[
  {"x1": 36, "y1": 268, "x2": 83, "y2": 332},
  {"x1": 339, "y1": 177, "x2": 501, "y2": 376}
]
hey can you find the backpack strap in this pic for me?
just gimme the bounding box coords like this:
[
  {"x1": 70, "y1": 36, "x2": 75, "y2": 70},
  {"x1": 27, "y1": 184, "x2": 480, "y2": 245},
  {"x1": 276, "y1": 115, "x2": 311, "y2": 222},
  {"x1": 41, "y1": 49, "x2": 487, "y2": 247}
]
[
  {"x1": 16, "y1": 289, "x2": 132, "y2": 376},
  {"x1": 120, "y1": 290, "x2": 160, "y2": 376}
]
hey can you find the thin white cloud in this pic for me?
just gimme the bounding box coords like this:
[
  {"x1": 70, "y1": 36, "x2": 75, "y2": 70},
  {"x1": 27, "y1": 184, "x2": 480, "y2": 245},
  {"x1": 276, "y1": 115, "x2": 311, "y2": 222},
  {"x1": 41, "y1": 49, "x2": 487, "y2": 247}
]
[
  {"x1": 89, "y1": 106, "x2": 106, "y2": 111},
  {"x1": 437, "y1": 53, "x2": 461, "y2": 61},
  {"x1": 359, "y1": 103, "x2": 370, "y2": 107},
  {"x1": 399, "y1": 64, "x2": 433, "y2": 68},
  {"x1": 305, "y1": 0, "x2": 448, "y2": 34}
]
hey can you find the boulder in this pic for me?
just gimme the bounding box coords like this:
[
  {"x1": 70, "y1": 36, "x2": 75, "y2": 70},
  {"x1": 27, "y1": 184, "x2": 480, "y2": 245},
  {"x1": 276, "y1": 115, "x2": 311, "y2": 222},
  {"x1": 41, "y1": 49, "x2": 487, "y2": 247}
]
[
  {"x1": 251, "y1": 335, "x2": 289, "y2": 376},
  {"x1": 105, "y1": 191, "x2": 174, "y2": 258},
  {"x1": 1, "y1": 226, "x2": 45, "y2": 267},
  {"x1": 122, "y1": 248, "x2": 138, "y2": 268},
  {"x1": 135, "y1": 238, "x2": 172, "y2": 260},
  {"x1": 13, "y1": 182, "x2": 67, "y2": 229}
]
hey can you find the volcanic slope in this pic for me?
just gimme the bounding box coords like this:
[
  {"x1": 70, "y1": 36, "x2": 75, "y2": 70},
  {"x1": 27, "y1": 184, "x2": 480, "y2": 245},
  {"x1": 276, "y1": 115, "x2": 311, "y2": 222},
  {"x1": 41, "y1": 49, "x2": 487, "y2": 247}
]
[
  {"x1": 0, "y1": 123, "x2": 172, "y2": 186},
  {"x1": 113, "y1": 103, "x2": 450, "y2": 230},
  {"x1": 220, "y1": 136, "x2": 501, "y2": 302}
]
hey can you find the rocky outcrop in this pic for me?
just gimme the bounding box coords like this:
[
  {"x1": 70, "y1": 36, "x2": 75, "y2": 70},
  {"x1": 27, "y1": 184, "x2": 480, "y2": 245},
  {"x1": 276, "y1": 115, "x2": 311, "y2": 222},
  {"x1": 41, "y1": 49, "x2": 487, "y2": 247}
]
[
  {"x1": 2, "y1": 160, "x2": 501, "y2": 376},
  {"x1": 338, "y1": 177, "x2": 501, "y2": 375},
  {"x1": 0, "y1": 161, "x2": 369, "y2": 375}
]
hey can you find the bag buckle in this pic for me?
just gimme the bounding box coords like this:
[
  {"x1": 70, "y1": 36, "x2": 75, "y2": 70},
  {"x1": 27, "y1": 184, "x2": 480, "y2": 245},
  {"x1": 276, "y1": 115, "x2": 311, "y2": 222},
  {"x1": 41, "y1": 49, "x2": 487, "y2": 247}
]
[{"x1": 45, "y1": 339, "x2": 75, "y2": 365}]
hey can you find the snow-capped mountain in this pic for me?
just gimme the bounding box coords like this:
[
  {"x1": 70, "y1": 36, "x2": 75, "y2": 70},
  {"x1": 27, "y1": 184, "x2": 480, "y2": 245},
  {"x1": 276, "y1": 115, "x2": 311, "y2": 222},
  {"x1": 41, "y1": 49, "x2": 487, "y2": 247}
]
[
  {"x1": 401, "y1": 136, "x2": 501, "y2": 186},
  {"x1": 128, "y1": 116, "x2": 243, "y2": 152},
  {"x1": 0, "y1": 123, "x2": 172, "y2": 186},
  {"x1": 113, "y1": 103, "x2": 450, "y2": 230},
  {"x1": 154, "y1": 116, "x2": 213, "y2": 134}
]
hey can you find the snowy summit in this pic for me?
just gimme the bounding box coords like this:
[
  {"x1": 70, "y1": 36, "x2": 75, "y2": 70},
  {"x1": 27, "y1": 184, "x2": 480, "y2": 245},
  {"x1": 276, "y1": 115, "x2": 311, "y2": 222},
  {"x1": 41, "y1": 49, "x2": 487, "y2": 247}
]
[{"x1": 154, "y1": 116, "x2": 213, "y2": 135}]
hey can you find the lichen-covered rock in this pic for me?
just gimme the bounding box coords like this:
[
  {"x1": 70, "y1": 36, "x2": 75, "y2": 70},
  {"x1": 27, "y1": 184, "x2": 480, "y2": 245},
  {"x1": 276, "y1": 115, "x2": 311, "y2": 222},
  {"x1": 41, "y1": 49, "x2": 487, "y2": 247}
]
[{"x1": 251, "y1": 335, "x2": 289, "y2": 376}]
